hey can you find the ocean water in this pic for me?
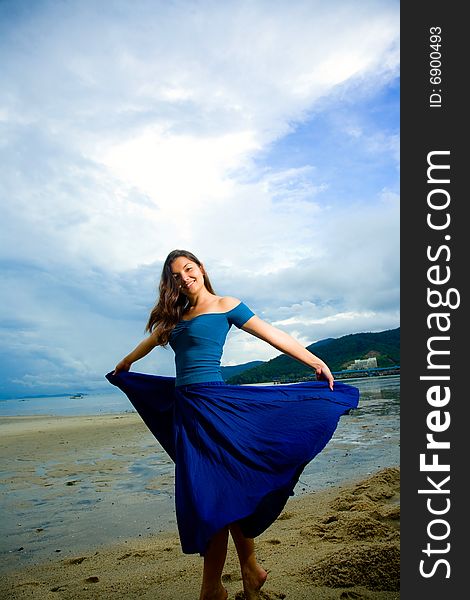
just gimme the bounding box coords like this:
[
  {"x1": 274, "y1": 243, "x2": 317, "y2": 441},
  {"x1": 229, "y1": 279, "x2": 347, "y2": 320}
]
[
  {"x1": 0, "y1": 390, "x2": 133, "y2": 417},
  {"x1": 0, "y1": 375, "x2": 399, "y2": 422}
]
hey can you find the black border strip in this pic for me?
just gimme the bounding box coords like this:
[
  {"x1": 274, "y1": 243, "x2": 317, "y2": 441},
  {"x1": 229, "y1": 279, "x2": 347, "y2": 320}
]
[{"x1": 401, "y1": 3, "x2": 465, "y2": 596}]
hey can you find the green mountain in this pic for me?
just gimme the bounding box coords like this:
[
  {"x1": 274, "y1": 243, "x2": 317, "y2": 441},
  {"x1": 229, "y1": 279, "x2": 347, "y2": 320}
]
[{"x1": 226, "y1": 327, "x2": 400, "y2": 384}]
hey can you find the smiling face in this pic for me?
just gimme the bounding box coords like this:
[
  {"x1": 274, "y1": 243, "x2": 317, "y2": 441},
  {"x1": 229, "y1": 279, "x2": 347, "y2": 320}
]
[{"x1": 170, "y1": 256, "x2": 206, "y2": 297}]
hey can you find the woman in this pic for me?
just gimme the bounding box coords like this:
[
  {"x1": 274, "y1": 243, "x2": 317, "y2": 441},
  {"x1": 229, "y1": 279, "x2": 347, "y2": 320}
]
[{"x1": 107, "y1": 249, "x2": 359, "y2": 600}]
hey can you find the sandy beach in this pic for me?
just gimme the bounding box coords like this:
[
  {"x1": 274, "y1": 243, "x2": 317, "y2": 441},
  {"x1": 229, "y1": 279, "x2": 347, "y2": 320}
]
[{"x1": 0, "y1": 413, "x2": 399, "y2": 599}]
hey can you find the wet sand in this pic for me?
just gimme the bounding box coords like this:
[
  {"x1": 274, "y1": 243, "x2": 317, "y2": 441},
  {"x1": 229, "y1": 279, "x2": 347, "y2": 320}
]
[
  {"x1": 0, "y1": 414, "x2": 177, "y2": 573},
  {"x1": 0, "y1": 414, "x2": 399, "y2": 599}
]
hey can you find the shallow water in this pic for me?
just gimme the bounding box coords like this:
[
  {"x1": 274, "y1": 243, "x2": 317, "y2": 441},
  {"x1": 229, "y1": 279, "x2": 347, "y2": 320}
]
[
  {"x1": 298, "y1": 375, "x2": 400, "y2": 492},
  {"x1": 0, "y1": 375, "x2": 399, "y2": 573}
]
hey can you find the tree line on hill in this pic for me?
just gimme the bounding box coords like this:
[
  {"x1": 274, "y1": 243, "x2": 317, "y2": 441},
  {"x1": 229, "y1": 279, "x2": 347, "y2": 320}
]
[{"x1": 222, "y1": 327, "x2": 400, "y2": 384}]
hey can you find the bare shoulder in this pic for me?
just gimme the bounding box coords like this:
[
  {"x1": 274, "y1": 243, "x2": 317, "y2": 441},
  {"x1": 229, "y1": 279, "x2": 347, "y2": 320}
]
[{"x1": 218, "y1": 296, "x2": 242, "y2": 311}]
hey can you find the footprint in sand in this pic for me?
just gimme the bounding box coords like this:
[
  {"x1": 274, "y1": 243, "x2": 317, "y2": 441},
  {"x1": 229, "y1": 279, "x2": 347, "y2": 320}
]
[
  {"x1": 62, "y1": 556, "x2": 88, "y2": 565},
  {"x1": 118, "y1": 550, "x2": 150, "y2": 560}
]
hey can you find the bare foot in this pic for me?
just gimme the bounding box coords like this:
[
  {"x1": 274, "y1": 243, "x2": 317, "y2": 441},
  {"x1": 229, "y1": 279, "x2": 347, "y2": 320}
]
[
  {"x1": 199, "y1": 584, "x2": 228, "y2": 600},
  {"x1": 241, "y1": 563, "x2": 268, "y2": 600}
]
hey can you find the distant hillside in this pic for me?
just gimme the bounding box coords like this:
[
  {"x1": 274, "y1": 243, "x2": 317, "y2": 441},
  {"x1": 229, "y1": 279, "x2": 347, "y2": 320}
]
[
  {"x1": 221, "y1": 360, "x2": 264, "y2": 379},
  {"x1": 226, "y1": 328, "x2": 400, "y2": 384}
]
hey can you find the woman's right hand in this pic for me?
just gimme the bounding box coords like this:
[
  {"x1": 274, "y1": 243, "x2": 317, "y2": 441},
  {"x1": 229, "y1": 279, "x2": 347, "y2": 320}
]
[
  {"x1": 111, "y1": 334, "x2": 159, "y2": 375},
  {"x1": 113, "y1": 359, "x2": 132, "y2": 375}
]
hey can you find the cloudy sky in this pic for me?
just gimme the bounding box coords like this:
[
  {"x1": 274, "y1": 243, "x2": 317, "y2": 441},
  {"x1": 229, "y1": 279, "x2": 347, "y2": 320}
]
[{"x1": 0, "y1": 0, "x2": 399, "y2": 397}]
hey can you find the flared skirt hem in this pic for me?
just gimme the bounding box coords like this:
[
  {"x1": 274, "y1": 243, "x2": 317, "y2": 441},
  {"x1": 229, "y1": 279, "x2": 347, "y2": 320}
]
[{"x1": 106, "y1": 371, "x2": 359, "y2": 555}]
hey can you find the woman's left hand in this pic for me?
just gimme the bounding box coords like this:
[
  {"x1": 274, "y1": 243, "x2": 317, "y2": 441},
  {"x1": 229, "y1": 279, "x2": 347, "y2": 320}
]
[{"x1": 315, "y1": 362, "x2": 334, "y2": 391}]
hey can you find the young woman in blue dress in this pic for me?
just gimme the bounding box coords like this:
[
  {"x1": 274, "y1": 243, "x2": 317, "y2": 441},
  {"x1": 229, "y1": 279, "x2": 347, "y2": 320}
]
[{"x1": 110, "y1": 249, "x2": 358, "y2": 600}]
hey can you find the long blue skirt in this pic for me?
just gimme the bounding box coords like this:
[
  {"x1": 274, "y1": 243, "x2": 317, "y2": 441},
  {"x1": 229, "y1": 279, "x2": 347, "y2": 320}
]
[{"x1": 105, "y1": 371, "x2": 359, "y2": 555}]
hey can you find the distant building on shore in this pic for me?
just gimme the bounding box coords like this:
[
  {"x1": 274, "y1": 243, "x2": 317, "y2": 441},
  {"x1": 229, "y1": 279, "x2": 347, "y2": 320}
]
[{"x1": 347, "y1": 357, "x2": 378, "y2": 370}]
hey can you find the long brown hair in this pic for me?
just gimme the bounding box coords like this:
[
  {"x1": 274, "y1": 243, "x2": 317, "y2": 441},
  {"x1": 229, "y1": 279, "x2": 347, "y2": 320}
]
[{"x1": 145, "y1": 249, "x2": 216, "y2": 345}]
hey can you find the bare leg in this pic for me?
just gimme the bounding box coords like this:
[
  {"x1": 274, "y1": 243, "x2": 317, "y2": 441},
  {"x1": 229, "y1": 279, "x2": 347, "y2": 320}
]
[
  {"x1": 229, "y1": 523, "x2": 267, "y2": 600},
  {"x1": 199, "y1": 526, "x2": 229, "y2": 600}
]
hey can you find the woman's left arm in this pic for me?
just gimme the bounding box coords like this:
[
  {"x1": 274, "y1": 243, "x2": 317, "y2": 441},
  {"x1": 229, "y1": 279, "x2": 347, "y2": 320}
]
[{"x1": 241, "y1": 316, "x2": 334, "y2": 390}]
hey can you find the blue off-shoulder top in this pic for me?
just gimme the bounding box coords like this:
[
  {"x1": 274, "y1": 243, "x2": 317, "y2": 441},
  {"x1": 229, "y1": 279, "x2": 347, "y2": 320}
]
[{"x1": 169, "y1": 301, "x2": 255, "y2": 386}]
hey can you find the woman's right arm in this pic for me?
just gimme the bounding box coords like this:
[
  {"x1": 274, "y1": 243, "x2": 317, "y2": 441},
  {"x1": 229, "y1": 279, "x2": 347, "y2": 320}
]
[{"x1": 113, "y1": 332, "x2": 159, "y2": 374}]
